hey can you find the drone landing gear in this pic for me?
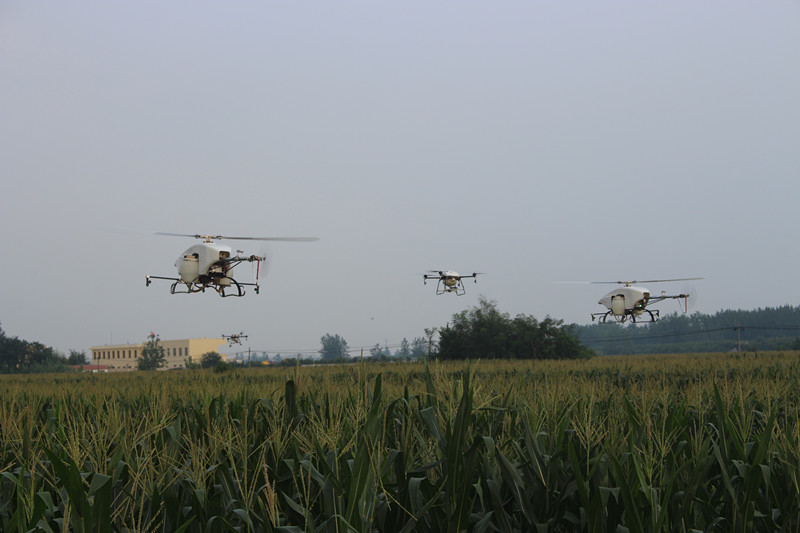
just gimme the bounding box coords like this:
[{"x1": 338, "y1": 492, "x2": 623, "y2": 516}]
[
  {"x1": 592, "y1": 312, "x2": 614, "y2": 323},
  {"x1": 217, "y1": 277, "x2": 262, "y2": 297},
  {"x1": 147, "y1": 275, "x2": 253, "y2": 297},
  {"x1": 591, "y1": 309, "x2": 660, "y2": 324},
  {"x1": 436, "y1": 280, "x2": 466, "y2": 296}
]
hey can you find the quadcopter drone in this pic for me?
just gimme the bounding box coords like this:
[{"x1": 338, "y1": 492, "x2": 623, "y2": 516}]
[
  {"x1": 223, "y1": 332, "x2": 247, "y2": 346},
  {"x1": 589, "y1": 278, "x2": 703, "y2": 323},
  {"x1": 423, "y1": 270, "x2": 482, "y2": 296},
  {"x1": 146, "y1": 233, "x2": 318, "y2": 297}
]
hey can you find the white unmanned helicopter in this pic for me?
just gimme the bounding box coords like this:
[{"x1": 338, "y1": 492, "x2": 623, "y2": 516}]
[
  {"x1": 423, "y1": 270, "x2": 482, "y2": 296},
  {"x1": 223, "y1": 332, "x2": 247, "y2": 346},
  {"x1": 146, "y1": 233, "x2": 318, "y2": 297},
  {"x1": 586, "y1": 278, "x2": 703, "y2": 323}
]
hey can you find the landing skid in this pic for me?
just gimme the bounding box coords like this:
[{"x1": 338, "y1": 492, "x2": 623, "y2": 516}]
[
  {"x1": 146, "y1": 275, "x2": 259, "y2": 297},
  {"x1": 436, "y1": 280, "x2": 466, "y2": 296},
  {"x1": 591, "y1": 309, "x2": 659, "y2": 323}
]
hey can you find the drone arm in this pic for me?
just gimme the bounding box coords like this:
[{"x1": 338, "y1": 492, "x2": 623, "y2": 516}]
[
  {"x1": 218, "y1": 255, "x2": 265, "y2": 265},
  {"x1": 146, "y1": 275, "x2": 180, "y2": 286},
  {"x1": 648, "y1": 293, "x2": 690, "y2": 303}
]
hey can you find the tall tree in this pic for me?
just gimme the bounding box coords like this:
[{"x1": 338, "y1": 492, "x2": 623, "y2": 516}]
[
  {"x1": 410, "y1": 337, "x2": 428, "y2": 359},
  {"x1": 319, "y1": 333, "x2": 349, "y2": 361},
  {"x1": 138, "y1": 333, "x2": 167, "y2": 371},
  {"x1": 200, "y1": 351, "x2": 223, "y2": 369},
  {"x1": 67, "y1": 350, "x2": 88, "y2": 366},
  {"x1": 396, "y1": 338, "x2": 411, "y2": 359},
  {"x1": 369, "y1": 343, "x2": 384, "y2": 358}
]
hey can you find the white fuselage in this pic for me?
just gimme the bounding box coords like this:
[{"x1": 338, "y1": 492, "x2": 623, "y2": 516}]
[
  {"x1": 175, "y1": 242, "x2": 233, "y2": 283},
  {"x1": 598, "y1": 286, "x2": 650, "y2": 316},
  {"x1": 442, "y1": 271, "x2": 460, "y2": 288}
]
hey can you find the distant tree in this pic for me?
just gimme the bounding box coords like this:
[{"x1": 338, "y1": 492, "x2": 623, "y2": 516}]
[
  {"x1": 184, "y1": 357, "x2": 199, "y2": 370},
  {"x1": 574, "y1": 305, "x2": 800, "y2": 355},
  {"x1": 423, "y1": 328, "x2": 437, "y2": 358},
  {"x1": 138, "y1": 333, "x2": 167, "y2": 371},
  {"x1": 0, "y1": 325, "x2": 69, "y2": 373},
  {"x1": 410, "y1": 337, "x2": 427, "y2": 359},
  {"x1": 67, "y1": 350, "x2": 88, "y2": 366},
  {"x1": 319, "y1": 334, "x2": 349, "y2": 361},
  {"x1": 369, "y1": 343, "x2": 384, "y2": 358},
  {"x1": 437, "y1": 297, "x2": 594, "y2": 360},
  {"x1": 201, "y1": 351, "x2": 223, "y2": 369},
  {"x1": 396, "y1": 338, "x2": 411, "y2": 359}
]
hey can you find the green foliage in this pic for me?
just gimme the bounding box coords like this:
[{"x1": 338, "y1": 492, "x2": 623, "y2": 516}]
[
  {"x1": 577, "y1": 304, "x2": 800, "y2": 354},
  {"x1": 319, "y1": 333, "x2": 349, "y2": 361},
  {"x1": 4, "y1": 353, "x2": 800, "y2": 531},
  {"x1": 67, "y1": 349, "x2": 89, "y2": 366},
  {"x1": 410, "y1": 336, "x2": 427, "y2": 358},
  {"x1": 0, "y1": 324, "x2": 70, "y2": 373},
  {"x1": 438, "y1": 296, "x2": 595, "y2": 360},
  {"x1": 369, "y1": 343, "x2": 384, "y2": 358},
  {"x1": 396, "y1": 338, "x2": 411, "y2": 359},
  {"x1": 137, "y1": 333, "x2": 166, "y2": 371},
  {"x1": 200, "y1": 351, "x2": 223, "y2": 369}
]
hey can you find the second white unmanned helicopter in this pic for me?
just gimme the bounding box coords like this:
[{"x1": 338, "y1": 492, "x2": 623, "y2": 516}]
[
  {"x1": 588, "y1": 278, "x2": 703, "y2": 323},
  {"x1": 423, "y1": 270, "x2": 482, "y2": 296},
  {"x1": 146, "y1": 233, "x2": 318, "y2": 297},
  {"x1": 223, "y1": 332, "x2": 248, "y2": 346}
]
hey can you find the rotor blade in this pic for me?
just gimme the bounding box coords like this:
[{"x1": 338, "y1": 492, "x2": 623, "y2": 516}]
[
  {"x1": 626, "y1": 277, "x2": 704, "y2": 284},
  {"x1": 218, "y1": 236, "x2": 319, "y2": 242},
  {"x1": 554, "y1": 281, "x2": 618, "y2": 284},
  {"x1": 556, "y1": 278, "x2": 703, "y2": 285},
  {"x1": 154, "y1": 232, "x2": 318, "y2": 242},
  {"x1": 154, "y1": 232, "x2": 206, "y2": 238}
]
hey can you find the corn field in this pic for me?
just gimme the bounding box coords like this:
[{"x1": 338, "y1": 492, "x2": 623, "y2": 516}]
[{"x1": 2, "y1": 351, "x2": 800, "y2": 532}]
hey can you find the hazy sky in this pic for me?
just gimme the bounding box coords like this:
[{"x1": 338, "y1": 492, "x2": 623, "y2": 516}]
[{"x1": 2, "y1": 1, "x2": 798, "y2": 358}]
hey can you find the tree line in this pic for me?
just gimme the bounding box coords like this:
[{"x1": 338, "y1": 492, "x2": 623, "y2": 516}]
[
  {"x1": 8, "y1": 303, "x2": 796, "y2": 373},
  {"x1": 313, "y1": 297, "x2": 593, "y2": 363},
  {"x1": 0, "y1": 325, "x2": 88, "y2": 374},
  {"x1": 574, "y1": 305, "x2": 800, "y2": 354}
]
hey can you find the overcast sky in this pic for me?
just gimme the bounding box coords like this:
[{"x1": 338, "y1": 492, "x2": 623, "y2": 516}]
[{"x1": 1, "y1": 1, "x2": 798, "y2": 358}]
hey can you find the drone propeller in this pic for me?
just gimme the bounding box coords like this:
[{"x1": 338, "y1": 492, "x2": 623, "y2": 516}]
[
  {"x1": 557, "y1": 277, "x2": 703, "y2": 286},
  {"x1": 155, "y1": 232, "x2": 318, "y2": 242},
  {"x1": 679, "y1": 281, "x2": 701, "y2": 311},
  {"x1": 614, "y1": 277, "x2": 703, "y2": 285}
]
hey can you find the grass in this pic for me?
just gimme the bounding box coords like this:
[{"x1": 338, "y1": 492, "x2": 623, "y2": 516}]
[{"x1": 1, "y1": 351, "x2": 800, "y2": 531}]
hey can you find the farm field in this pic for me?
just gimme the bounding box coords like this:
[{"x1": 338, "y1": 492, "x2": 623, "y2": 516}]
[{"x1": 3, "y1": 352, "x2": 800, "y2": 532}]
